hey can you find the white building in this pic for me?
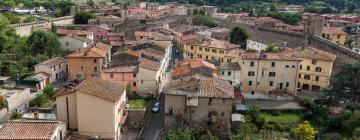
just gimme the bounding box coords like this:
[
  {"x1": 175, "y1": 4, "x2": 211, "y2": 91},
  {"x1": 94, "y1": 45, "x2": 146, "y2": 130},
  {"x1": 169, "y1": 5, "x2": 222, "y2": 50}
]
[
  {"x1": 218, "y1": 62, "x2": 241, "y2": 86},
  {"x1": 35, "y1": 57, "x2": 67, "y2": 83},
  {"x1": 246, "y1": 39, "x2": 269, "y2": 52},
  {"x1": 59, "y1": 35, "x2": 92, "y2": 52}
]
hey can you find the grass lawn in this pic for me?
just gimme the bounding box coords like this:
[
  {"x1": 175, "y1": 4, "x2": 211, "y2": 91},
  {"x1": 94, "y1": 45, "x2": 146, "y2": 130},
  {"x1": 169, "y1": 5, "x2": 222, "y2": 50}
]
[
  {"x1": 129, "y1": 99, "x2": 146, "y2": 109},
  {"x1": 261, "y1": 112, "x2": 301, "y2": 123}
]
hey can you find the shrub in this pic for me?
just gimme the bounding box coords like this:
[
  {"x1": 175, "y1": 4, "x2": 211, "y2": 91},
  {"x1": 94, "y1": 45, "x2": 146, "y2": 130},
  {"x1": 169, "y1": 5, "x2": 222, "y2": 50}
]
[
  {"x1": 321, "y1": 133, "x2": 342, "y2": 140},
  {"x1": 353, "y1": 128, "x2": 360, "y2": 138},
  {"x1": 10, "y1": 112, "x2": 21, "y2": 120},
  {"x1": 271, "y1": 110, "x2": 282, "y2": 116},
  {"x1": 43, "y1": 85, "x2": 55, "y2": 97}
]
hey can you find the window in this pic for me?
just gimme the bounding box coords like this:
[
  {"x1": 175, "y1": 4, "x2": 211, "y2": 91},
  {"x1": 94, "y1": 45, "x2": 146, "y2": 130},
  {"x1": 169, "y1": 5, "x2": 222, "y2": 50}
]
[
  {"x1": 315, "y1": 67, "x2": 322, "y2": 72},
  {"x1": 300, "y1": 65, "x2": 302, "y2": 70},
  {"x1": 206, "y1": 56, "x2": 209, "y2": 60},
  {"x1": 133, "y1": 73, "x2": 136, "y2": 77},
  {"x1": 307, "y1": 66, "x2": 310, "y2": 70},
  {"x1": 250, "y1": 61, "x2": 255, "y2": 67},
  {"x1": 141, "y1": 80, "x2": 143, "y2": 84},
  {"x1": 211, "y1": 57, "x2": 215, "y2": 60},
  {"x1": 285, "y1": 65, "x2": 289, "y2": 68},
  {"x1": 304, "y1": 75, "x2": 310, "y2": 80},
  {"x1": 248, "y1": 71, "x2": 255, "y2": 76},
  {"x1": 133, "y1": 82, "x2": 137, "y2": 87},
  {"x1": 291, "y1": 65, "x2": 296, "y2": 68},
  {"x1": 248, "y1": 80, "x2": 253, "y2": 86},
  {"x1": 271, "y1": 62, "x2": 276, "y2": 67},
  {"x1": 110, "y1": 72, "x2": 114, "y2": 78},
  {"x1": 208, "y1": 98, "x2": 212, "y2": 105},
  {"x1": 251, "y1": 91, "x2": 255, "y2": 95},
  {"x1": 311, "y1": 60, "x2": 317, "y2": 64},
  {"x1": 199, "y1": 47, "x2": 203, "y2": 51},
  {"x1": 205, "y1": 48, "x2": 210, "y2": 52},
  {"x1": 221, "y1": 112, "x2": 225, "y2": 117},
  {"x1": 212, "y1": 49, "x2": 217, "y2": 53},
  {"x1": 133, "y1": 91, "x2": 137, "y2": 94},
  {"x1": 168, "y1": 108, "x2": 173, "y2": 115},
  {"x1": 286, "y1": 82, "x2": 289, "y2": 87},
  {"x1": 227, "y1": 59, "x2": 232, "y2": 63},
  {"x1": 93, "y1": 67, "x2": 98, "y2": 72},
  {"x1": 228, "y1": 71, "x2": 231, "y2": 76},
  {"x1": 190, "y1": 46, "x2": 193, "y2": 50},
  {"x1": 315, "y1": 76, "x2": 319, "y2": 81},
  {"x1": 198, "y1": 54, "x2": 202, "y2": 58},
  {"x1": 81, "y1": 66, "x2": 84, "y2": 71},
  {"x1": 221, "y1": 71, "x2": 224, "y2": 75},
  {"x1": 220, "y1": 58, "x2": 223, "y2": 62},
  {"x1": 66, "y1": 42, "x2": 69, "y2": 46},
  {"x1": 298, "y1": 74, "x2": 301, "y2": 78},
  {"x1": 219, "y1": 50, "x2": 224, "y2": 54},
  {"x1": 269, "y1": 81, "x2": 273, "y2": 86},
  {"x1": 269, "y1": 72, "x2": 276, "y2": 77},
  {"x1": 337, "y1": 34, "x2": 341, "y2": 39}
]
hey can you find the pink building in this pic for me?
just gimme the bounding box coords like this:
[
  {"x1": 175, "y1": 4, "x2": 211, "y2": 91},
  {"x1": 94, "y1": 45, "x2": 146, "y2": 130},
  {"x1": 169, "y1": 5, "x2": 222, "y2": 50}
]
[
  {"x1": 101, "y1": 65, "x2": 140, "y2": 94},
  {"x1": 87, "y1": 26, "x2": 111, "y2": 41}
]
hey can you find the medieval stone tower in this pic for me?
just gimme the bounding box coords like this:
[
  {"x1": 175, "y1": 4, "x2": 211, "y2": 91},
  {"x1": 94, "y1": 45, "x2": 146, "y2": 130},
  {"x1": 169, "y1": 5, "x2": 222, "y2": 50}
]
[{"x1": 304, "y1": 15, "x2": 324, "y2": 36}]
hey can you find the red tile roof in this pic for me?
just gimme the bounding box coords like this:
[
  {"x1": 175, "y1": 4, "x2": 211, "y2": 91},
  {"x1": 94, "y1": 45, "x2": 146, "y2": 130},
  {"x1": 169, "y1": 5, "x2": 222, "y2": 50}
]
[
  {"x1": 0, "y1": 121, "x2": 60, "y2": 140},
  {"x1": 67, "y1": 43, "x2": 111, "y2": 58},
  {"x1": 135, "y1": 31, "x2": 153, "y2": 37},
  {"x1": 322, "y1": 27, "x2": 347, "y2": 35}
]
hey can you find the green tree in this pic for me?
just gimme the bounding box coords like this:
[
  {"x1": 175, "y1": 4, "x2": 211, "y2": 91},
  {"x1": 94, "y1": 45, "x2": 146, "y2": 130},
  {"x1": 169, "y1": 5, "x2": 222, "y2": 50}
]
[
  {"x1": 230, "y1": 27, "x2": 249, "y2": 49},
  {"x1": 344, "y1": 38, "x2": 354, "y2": 49},
  {"x1": 270, "y1": 3, "x2": 277, "y2": 12},
  {"x1": 43, "y1": 85, "x2": 55, "y2": 97},
  {"x1": 51, "y1": 23, "x2": 57, "y2": 33},
  {"x1": 10, "y1": 112, "x2": 21, "y2": 119},
  {"x1": 27, "y1": 30, "x2": 61, "y2": 57},
  {"x1": 74, "y1": 11, "x2": 97, "y2": 24},
  {"x1": 330, "y1": 62, "x2": 360, "y2": 105},
  {"x1": 230, "y1": 116, "x2": 259, "y2": 140},
  {"x1": 293, "y1": 121, "x2": 317, "y2": 140},
  {"x1": 0, "y1": 14, "x2": 17, "y2": 53},
  {"x1": 2, "y1": 0, "x2": 16, "y2": 11},
  {"x1": 264, "y1": 45, "x2": 279, "y2": 53},
  {"x1": 24, "y1": 15, "x2": 36, "y2": 23},
  {"x1": 2, "y1": 12, "x2": 21, "y2": 24},
  {"x1": 87, "y1": 0, "x2": 95, "y2": 7},
  {"x1": 192, "y1": 15, "x2": 217, "y2": 27}
]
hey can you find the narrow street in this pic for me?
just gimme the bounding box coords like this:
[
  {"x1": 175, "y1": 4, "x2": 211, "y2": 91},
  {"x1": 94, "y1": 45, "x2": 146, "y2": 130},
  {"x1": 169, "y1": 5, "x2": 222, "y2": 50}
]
[
  {"x1": 139, "y1": 94, "x2": 165, "y2": 140},
  {"x1": 139, "y1": 42, "x2": 183, "y2": 140}
]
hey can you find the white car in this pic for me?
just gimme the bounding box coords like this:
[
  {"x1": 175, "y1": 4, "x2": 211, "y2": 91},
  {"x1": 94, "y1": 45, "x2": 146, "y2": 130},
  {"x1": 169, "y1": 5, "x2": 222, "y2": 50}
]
[{"x1": 151, "y1": 102, "x2": 160, "y2": 113}]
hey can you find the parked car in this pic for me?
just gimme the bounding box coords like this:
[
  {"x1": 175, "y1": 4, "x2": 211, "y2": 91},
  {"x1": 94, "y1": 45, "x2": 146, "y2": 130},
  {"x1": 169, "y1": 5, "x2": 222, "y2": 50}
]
[{"x1": 151, "y1": 102, "x2": 160, "y2": 113}]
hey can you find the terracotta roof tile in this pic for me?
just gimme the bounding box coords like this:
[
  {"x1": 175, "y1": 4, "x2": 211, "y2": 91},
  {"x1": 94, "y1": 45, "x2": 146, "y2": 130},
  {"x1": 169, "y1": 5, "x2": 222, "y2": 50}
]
[
  {"x1": 75, "y1": 78, "x2": 126, "y2": 102},
  {"x1": 67, "y1": 43, "x2": 111, "y2": 58},
  {"x1": 135, "y1": 31, "x2": 153, "y2": 37},
  {"x1": 322, "y1": 27, "x2": 347, "y2": 35},
  {"x1": 282, "y1": 47, "x2": 337, "y2": 61},
  {"x1": 165, "y1": 77, "x2": 234, "y2": 98},
  {"x1": 242, "y1": 52, "x2": 300, "y2": 61},
  {"x1": 0, "y1": 121, "x2": 60, "y2": 139},
  {"x1": 139, "y1": 58, "x2": 160, "y2": 70},
  {"x1": 35, "y1": 57, "x2": 65, "y2": 68}
]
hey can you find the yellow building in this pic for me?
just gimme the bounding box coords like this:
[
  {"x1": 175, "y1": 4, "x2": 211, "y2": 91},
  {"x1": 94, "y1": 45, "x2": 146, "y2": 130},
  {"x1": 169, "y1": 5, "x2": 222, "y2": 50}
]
[
  {"x1": 322, "y1": 27, "x2": 347, "y2": 45},
  {"x1": 239, "y1": 52, "x2": 301, "y2": 98},
  {"x1": 283, "y1": 47, "x2": 336, "y2": 91},
  {"x1": 183, "y1": 37, "x2": 242, "y2": 63}
]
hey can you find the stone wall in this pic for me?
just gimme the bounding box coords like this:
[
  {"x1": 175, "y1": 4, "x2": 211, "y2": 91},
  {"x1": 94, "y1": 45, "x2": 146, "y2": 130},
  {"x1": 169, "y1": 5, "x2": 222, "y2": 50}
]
[
  {"x1": 219, "y1": 20, "x2": 360, "y2": 73},
  {"x1": 126, "y1": 109, "x2": 146, "y2": 129}
]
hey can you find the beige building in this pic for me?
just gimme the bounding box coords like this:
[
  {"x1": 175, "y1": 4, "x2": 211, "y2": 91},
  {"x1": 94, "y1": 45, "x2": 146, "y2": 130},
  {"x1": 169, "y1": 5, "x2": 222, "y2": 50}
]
[
  {"x1": 67, "y1": 43, "x2": 112, "y2": 80},
  {"x1": 240, "y1": 53, "x2": 301, "y2": 99},
  {"x1": 59, "y1": 35, "x2": 92, "y2": 52},
  {"x1": 165, "y1": 77, "x2": 234, "y2": 135},
  {"x1": 283, "y1": 47, "x2": 336, "y2": 91},
  {"x1": 55, "y1": 78, "x2": 127, "y2": 139},
  {"x1": 183, "y1": 37, "x2": 241, "y2": 63},
  {"x1": 35, "y1": 57, "x2": 67, "y2": 83},
  {"x1": 322, "y1": 27, "x2": 347, "y2": 45}
]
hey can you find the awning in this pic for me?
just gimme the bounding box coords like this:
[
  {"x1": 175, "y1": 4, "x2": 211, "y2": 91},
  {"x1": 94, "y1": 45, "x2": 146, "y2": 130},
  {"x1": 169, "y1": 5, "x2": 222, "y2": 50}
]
[
  {"x1": 235, "y1": 104, "x2": 249, "y2": 111},
  {"x1": 231, "y1": 114, "x2": 245, "y2": 122}
]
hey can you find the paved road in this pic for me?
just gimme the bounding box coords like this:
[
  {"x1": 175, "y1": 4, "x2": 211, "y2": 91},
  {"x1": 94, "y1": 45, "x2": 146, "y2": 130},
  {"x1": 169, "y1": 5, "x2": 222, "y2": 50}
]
[{"x1": 139, "y1": 94, "x2": 165, "y2": 140}]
